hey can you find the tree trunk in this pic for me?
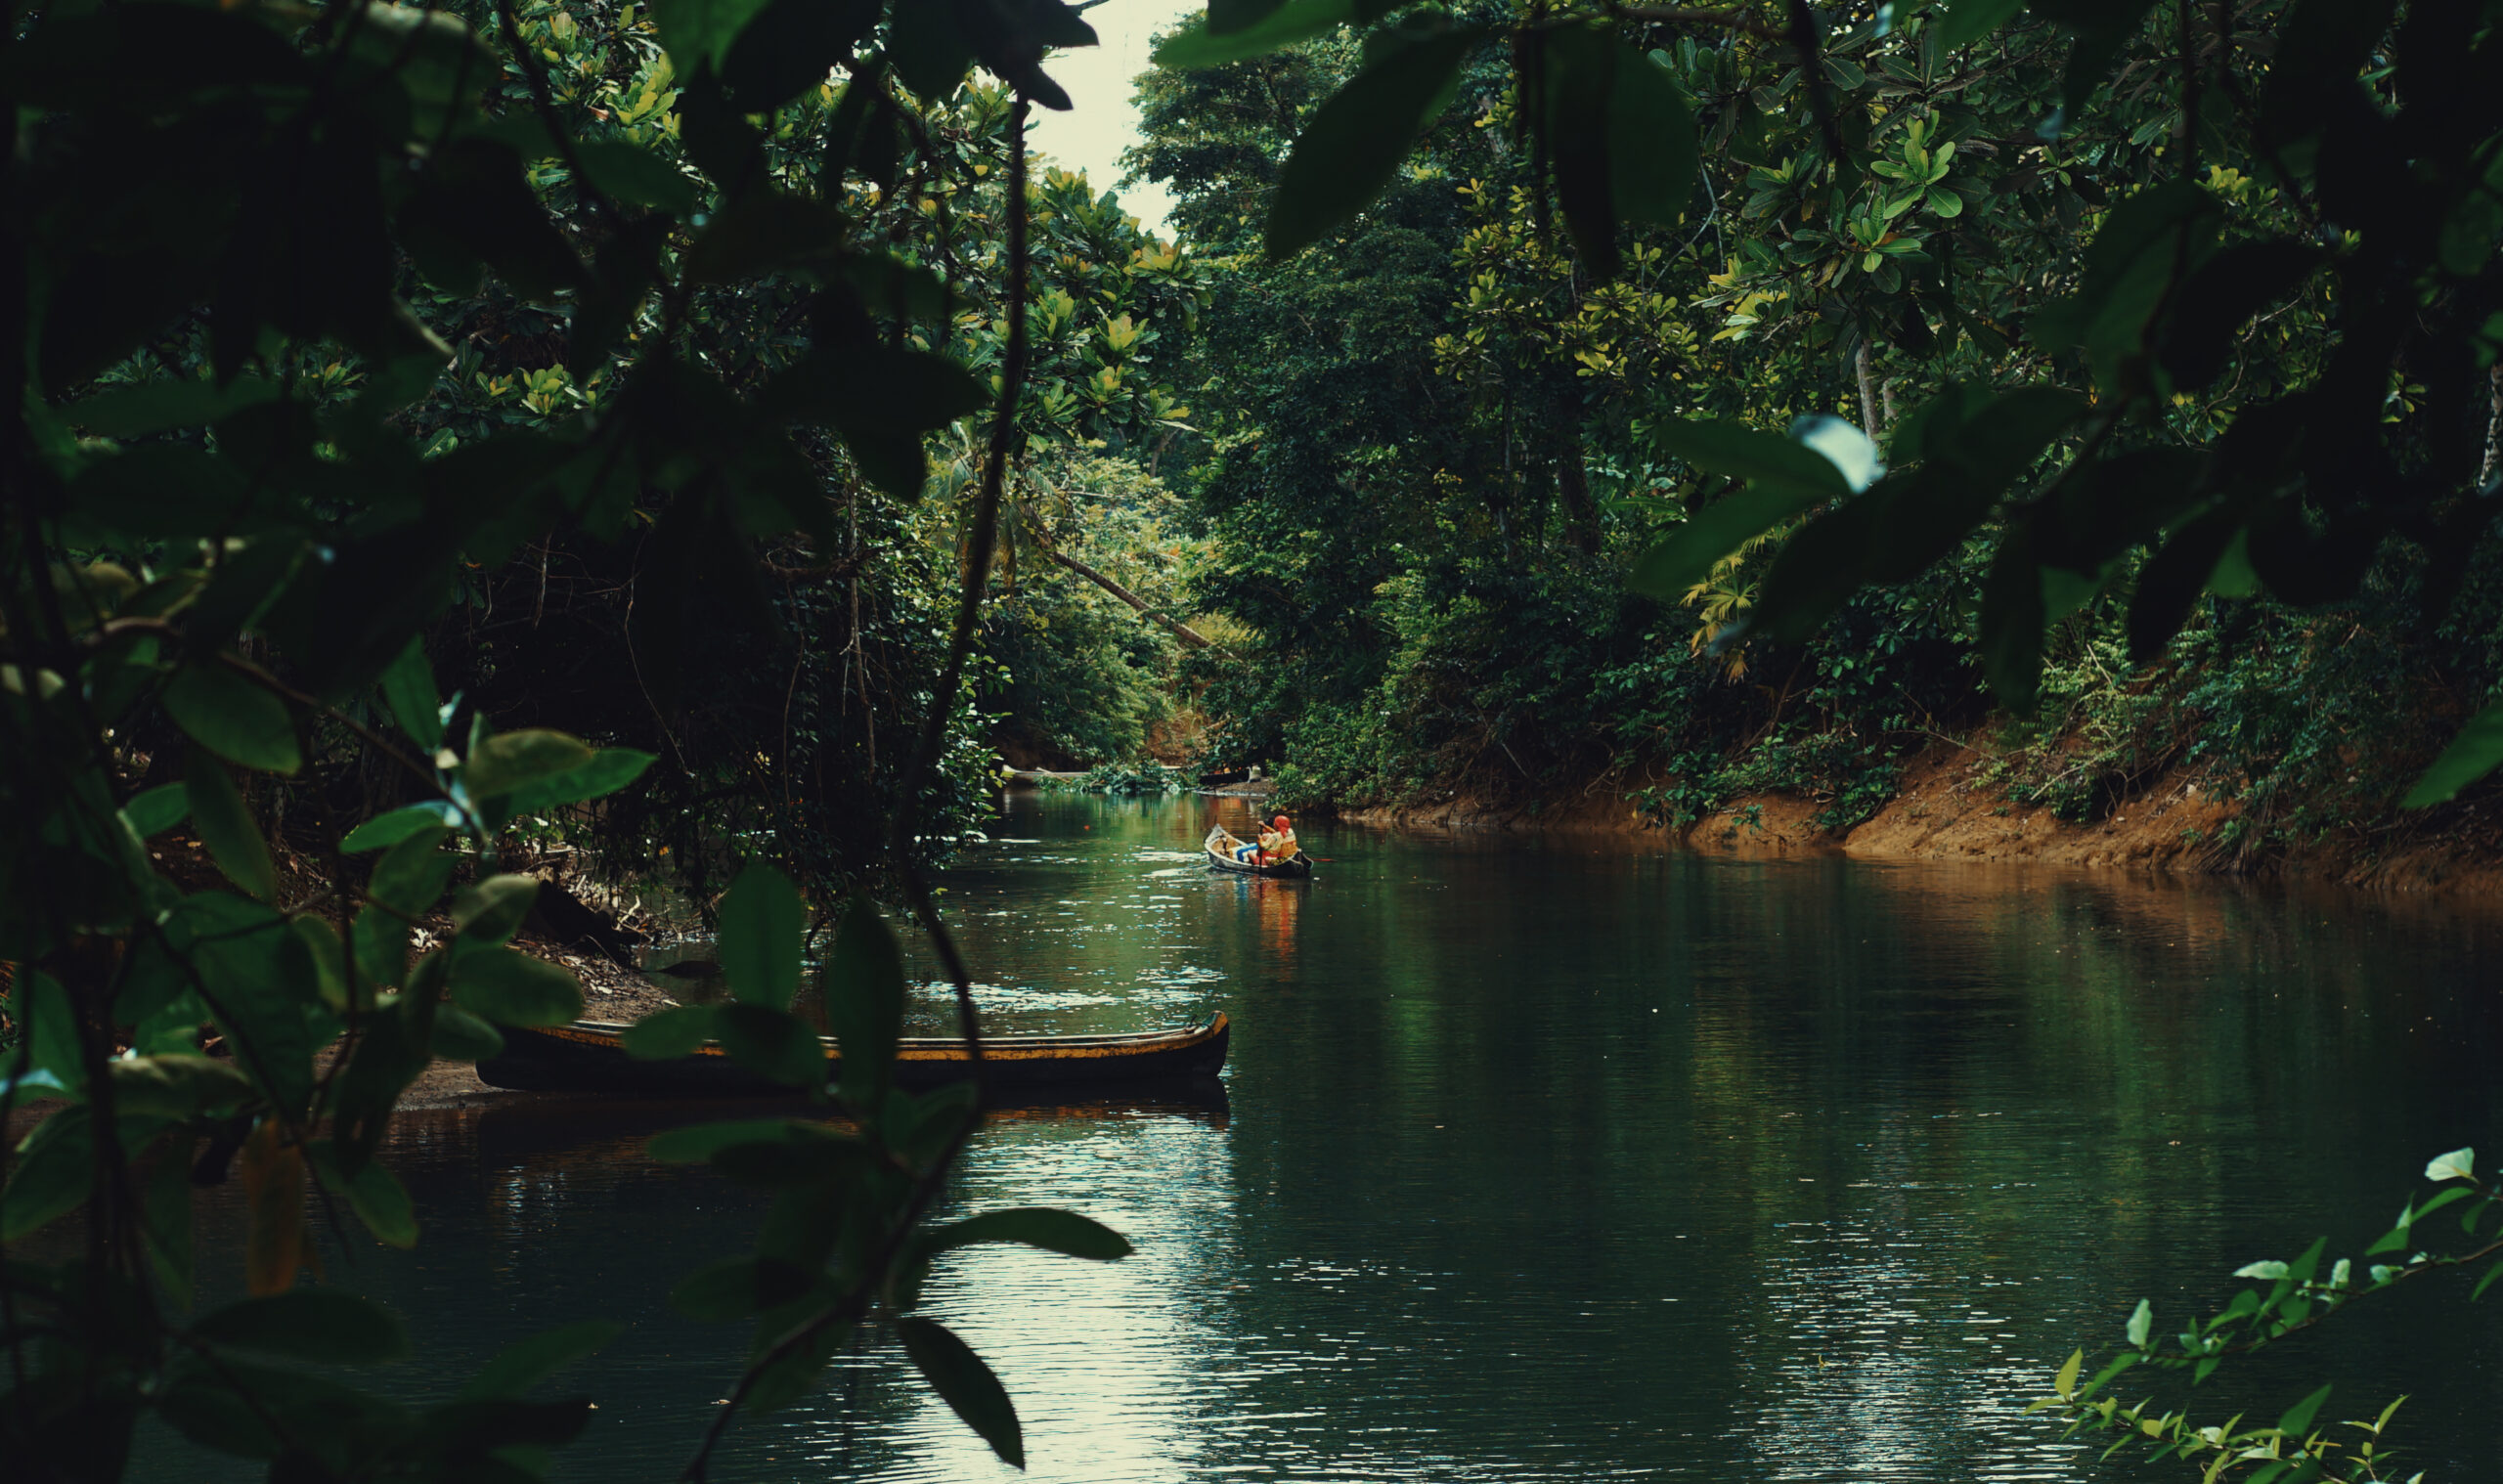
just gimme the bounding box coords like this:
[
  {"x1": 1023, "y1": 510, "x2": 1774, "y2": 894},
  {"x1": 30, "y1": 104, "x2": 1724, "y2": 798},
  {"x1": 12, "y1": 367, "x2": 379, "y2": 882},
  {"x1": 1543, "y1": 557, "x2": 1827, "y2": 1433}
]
[
  {"x1": 1558, "y1": 430, "x2": 1602, "y2": 555},
  {"x1": 1042, "y1": 546, "x2": 1223, "y2": 654}
]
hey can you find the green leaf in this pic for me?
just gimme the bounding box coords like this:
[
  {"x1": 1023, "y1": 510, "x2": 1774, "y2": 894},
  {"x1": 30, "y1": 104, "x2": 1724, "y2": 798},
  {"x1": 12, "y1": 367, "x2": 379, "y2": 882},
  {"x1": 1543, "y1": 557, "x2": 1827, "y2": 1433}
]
[
  {"x1": 369, "y1": 826, "x2": 456, "y2": 916},
  {"x1": 822, "y1": 896, "x2": 905, "y2": 1107},
  {"x1": 1266, "y1": 29, "x2": 1479, "y2": 260},
  {"x1": 192, "y1": 1289, "x2": 410, "y2": 1366},
  {"x1": 890, "y1": 0, "x2": 975, "y2": 98},
  {"x1": 2126, "y1": 1297, "x2": 2153, "y2": 1348},
  {"x1": 2404, "y1": 702, "x2": 2503, "y2": 807},
  {"x1": 171, "y1": 893, "x2": 323, "y2": 1116},
  {"x1": 649, "y1": 0, "x2": 776, "y2": 70},
  {"x1": 1609, "y1": 43, "x2": 1697, "y2": 229},
  {"x1": 1629, "y1": 482, "x2": 1829, "y2": 600},
  {"x1": 18, "y1": 972, "x2": 84, "y2": 1094},
  {"x1": 1157, "y1": 0, "x2": 1355, "y2": 68},
  {"x1": 646, "y1": 1118, "x2": 798, "y2": 1162},
  {"x1": 1979, "y1": 532, "x2": 2045, "y2": 713},
  {"x1": 897, "y1": 1317, "x2": 1024, "y2": 1467},
  {"x1": 453, "y1": 875, "x2": 541, "y2": 946},
  {"x1": 2424, "y1": 1146, "x2": 2476, "y2": 1181},
  {"x1": 451, "y1": 947, "x2": 586, "y2": 1028},
  {"x1": 58, "y1": 377, "x2": 283, "y2": 438},
  {"x1": 1539, "y1": 22, "x2": 1620, "y2": 276},
  {"x1": 921, "y1": 1207, "x2": 1134, "y2": 1261},
  {"x1": 458, "y1": 1321, "x2": 622, "y2": 1401},
  {"x1": 2275, "y1": 1382, "x2": 2332, "y2": 1438},
  {"x1": 163, "y1": 664, "x2": 301, "y2": 775},
  {"x1": 430, "y1": 1003, "x2": 508, "y2": 1062},
  {"x1": 341, "y1": 802, "x2": 464, "y2": 852},
  {"x1": 124, "y1": 781, "x2": 191, "y2": 839},
  {"x1": 623, "y1": 1003, "x2": 719, "y2": 1061},
  {"x1": 681, "y1": 190, "x2": 849, "y2": 284},
  {"x1": 463, "y1": 729, "x2": 596, "y2": 802},
  {"x1": 2, "y1": 1108, "x2": 97, "y2": 1240},
  {"x1": 715, "y1": 1003, "x2": 827, "y2": 1089},
  {"x1": 1935, "y1": 0, "x2": 2026, "y2": 51},
  {"x1": 104, "y1": 1055, "x2": 257, "y2": 1119},
  {"x1": 719, "y1": 861, "x2": 805, "y2": 1008},
  {"x1": 186, "y1": 751, "x2": 278, "y2": 902},
  {"x1": 379, "y1": 637, "x2": 444, "y2": 751},
  {"x1": 1649, "y1": 416, "x2": 1854, "y2": 499},
  {"x1": 505, "y1": 748, "x2": 658, "y2": 813},
  {"x1": 575, "y1": 142, "x2": 701, "y2": 215},
  {"x1": 670, "y1": 1256, "x2": 818, "y2": 1320},
  {"x1": 307, "y1": 1142, "x2": 418, "y2": 1248},
  {"x1": 2054, "y1": 1348, "x2": 2084, "y2": 1401}
]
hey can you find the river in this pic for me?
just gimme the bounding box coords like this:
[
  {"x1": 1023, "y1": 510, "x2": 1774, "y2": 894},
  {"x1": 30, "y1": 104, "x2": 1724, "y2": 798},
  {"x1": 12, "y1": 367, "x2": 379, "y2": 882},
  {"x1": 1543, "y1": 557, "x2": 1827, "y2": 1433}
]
[{"x1": 155, "y1": 791, "x2": 2503, "y2": 1481}]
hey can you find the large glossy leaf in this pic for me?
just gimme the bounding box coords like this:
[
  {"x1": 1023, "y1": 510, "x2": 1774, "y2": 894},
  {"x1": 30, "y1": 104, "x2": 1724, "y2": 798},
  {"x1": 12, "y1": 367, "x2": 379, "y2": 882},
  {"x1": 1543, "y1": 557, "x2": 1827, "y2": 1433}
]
[
  {"x1": 193, "y1": 1288, "x2": 410, "y2": 1365},
  {"x1": 822, "y1": 895, "x2": 905, "y2": 1106},
  {"x1": 457, "y1": 1321, "x2": 622, "y2": 1401},
  {"x1": 341, "y1": 802, "x2": 464, "y2": 853},
  {"x1": 451, "y1": 947, "x2": 586, "y2": 1028},
  {"x1": 898, "y1": 1317, "x2": 1024, "y2": 1466},
  {"x1": 163, "y1": 664, "x2": 300, "y2": 775},
  {"x1": 1541, "y1": 23, "x2": 1619, "y2": 276},
  {"x1": 1935, "y1": 0, "x2": 2027, "y2": 51},
  {"x1": 1, "y1": 1108, "x2": 97, "y2": 1240},
  {"x1": 721, "y1": 0, "x2": 879, "y2": 109},
  {"x1": 123, "y1": 781, "x2": 190, "y2": 839},
  {"x1": 890, "y1": 0, "x2": 975, "y2": 99},
  {"x1": 715, "y1": 1002, "x2": 827, "y2": 1089},
  {"x1": 623, "y1": 1003, "x2": 720, "y2": 1061},
  {"x1": 649, "y1": 0, "x2": 775, "y2": 72},
  {"x1": 1978, "y1": 533, "x2": 2045, "y2": 713},
  {"x1": 1157, "y1": 0, "x2": 1356, "y2": 68},
  {"x1": 378, "y1": 636, "x2": 445, "y2": 751},
  {"x1": 105, "y1": 1055, "x2": 257, "y2": 1120},
  {"x1": 669, "y1": 1256, "x2": 818, "y2": 1320},
  {"x1": 173, "y1": 893, "x2": 323, "y2": 1116},
  {"x1": 1266, "y1": 28, "x2": 1479, "y2": 259},
  {"x1": 453, "y1": 874, "x2": 541, "y2": 946},
  {"x1": 464, "y1": 729, "x2": 595, "y2": 802},
  {"x1": 505, "y1": 748, "x2": 657, "y2": 813},
  {"x1": 308, "y1": 1141, "x2": 418, "y2": 1248},
  {"x1": 1610, "y1": 44, "x2": 1697, "y2": 229},
  {"x1": 186, "y1": 751, "x2": 277, "y2": 902},
  {"x1": 920, "y1": 1206, "x2": 1134, "y2": 1261},
  {"x1": 2403, "y1": 699, "x2": 2503, "y2": 807},
  {"x1": 719, "y1": 861, "x2": 805, "y2": 1008}
]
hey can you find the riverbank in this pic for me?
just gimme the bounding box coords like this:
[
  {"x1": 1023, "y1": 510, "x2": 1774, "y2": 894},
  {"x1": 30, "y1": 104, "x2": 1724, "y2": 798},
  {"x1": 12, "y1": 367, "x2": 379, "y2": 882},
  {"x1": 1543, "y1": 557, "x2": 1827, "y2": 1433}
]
[{"x1": 1340, "y1": 736, "x2": 2503, "y2": 900}]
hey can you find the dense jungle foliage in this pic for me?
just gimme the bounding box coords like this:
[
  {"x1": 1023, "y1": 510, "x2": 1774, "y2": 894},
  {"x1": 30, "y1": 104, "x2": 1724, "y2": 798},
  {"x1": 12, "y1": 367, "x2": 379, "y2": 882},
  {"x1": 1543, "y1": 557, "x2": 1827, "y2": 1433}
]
[
  {"x1": 1137, "y1": 0, "x2": 2503, "y2": 871},
  {"x1": 7, "y1": 0, "x2": 2503, "y2": 1481}
]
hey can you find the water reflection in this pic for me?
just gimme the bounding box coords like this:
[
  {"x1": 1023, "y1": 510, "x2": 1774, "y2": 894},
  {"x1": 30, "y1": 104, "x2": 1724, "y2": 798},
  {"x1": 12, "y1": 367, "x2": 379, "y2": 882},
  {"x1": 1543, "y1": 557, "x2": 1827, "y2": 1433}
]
[{"x1": 153, "y1": 794, "x2": 2503, "y2": 1482}]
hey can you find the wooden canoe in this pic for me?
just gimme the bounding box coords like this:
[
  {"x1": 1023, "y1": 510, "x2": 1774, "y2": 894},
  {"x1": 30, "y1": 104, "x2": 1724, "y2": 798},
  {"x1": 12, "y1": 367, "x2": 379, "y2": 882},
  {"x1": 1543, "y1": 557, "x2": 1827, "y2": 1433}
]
[
  {"x1": 476, "y1": 1014, "x2": 1230, "y2": 1098},
  {"x1": 1203, "y1": 824, "x2": 1313, "y2": 878}
]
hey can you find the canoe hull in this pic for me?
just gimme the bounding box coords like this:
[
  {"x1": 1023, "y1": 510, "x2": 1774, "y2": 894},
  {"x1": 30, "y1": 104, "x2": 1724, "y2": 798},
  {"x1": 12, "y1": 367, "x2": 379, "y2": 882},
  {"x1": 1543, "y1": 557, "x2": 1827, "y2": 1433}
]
[{"x1": 477, "y1": 1015, "x2": 1230, "y2": 1099}]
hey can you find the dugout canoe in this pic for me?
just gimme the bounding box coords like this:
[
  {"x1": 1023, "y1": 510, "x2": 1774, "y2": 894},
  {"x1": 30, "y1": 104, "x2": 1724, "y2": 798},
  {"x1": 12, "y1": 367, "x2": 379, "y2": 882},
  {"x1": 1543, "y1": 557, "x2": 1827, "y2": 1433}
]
[
  {"x1": 1203, "y1": 824, "x2": 1314, "y2": 878},
  {"x1": 476, "y1": 1013, "x2": 1230, "y2": 1098}
]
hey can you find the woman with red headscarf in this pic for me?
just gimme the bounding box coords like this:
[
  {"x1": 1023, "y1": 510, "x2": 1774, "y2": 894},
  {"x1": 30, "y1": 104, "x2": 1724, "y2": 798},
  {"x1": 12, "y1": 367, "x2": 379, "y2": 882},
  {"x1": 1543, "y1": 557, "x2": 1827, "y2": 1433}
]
[{"x1": 1256, "y1": 812, "x2": 1296, "y2": 864}]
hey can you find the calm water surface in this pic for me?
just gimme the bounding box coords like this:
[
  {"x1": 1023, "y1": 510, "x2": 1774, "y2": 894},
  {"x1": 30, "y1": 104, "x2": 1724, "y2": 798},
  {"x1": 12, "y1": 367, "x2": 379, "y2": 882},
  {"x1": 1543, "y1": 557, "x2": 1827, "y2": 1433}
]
[{"x1": 166, "y1": 793, "x2": 2503, "y2": 1481}]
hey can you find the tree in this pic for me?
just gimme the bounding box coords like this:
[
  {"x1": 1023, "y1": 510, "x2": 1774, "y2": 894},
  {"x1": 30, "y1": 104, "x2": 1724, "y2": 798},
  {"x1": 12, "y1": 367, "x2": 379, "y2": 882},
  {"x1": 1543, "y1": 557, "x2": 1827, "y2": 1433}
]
[{"x1": 1, "y1": 0, "x2": 1162, "y2": 1476}]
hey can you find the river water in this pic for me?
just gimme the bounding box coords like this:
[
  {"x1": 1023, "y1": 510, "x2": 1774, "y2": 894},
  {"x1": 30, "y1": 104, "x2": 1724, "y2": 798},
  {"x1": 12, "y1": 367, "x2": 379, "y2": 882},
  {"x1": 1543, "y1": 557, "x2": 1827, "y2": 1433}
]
[{"x1": 163, "y1": 792, "x2": 2503, "y2": 1481}]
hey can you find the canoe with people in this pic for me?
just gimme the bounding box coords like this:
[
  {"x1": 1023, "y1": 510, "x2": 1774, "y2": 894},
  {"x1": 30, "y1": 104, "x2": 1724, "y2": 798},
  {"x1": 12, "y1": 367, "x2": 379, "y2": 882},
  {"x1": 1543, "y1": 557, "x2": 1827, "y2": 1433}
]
[{"x1": 1204, "y1": 814, "x2": 1312, "y2": 878}]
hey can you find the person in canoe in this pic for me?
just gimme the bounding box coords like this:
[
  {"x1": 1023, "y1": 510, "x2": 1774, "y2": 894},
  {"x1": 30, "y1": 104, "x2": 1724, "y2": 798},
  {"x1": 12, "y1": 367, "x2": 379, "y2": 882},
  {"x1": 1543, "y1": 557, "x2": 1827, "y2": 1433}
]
[{"x1": 1256, "y1": 812, "x2": 1297, "y2": 864}]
